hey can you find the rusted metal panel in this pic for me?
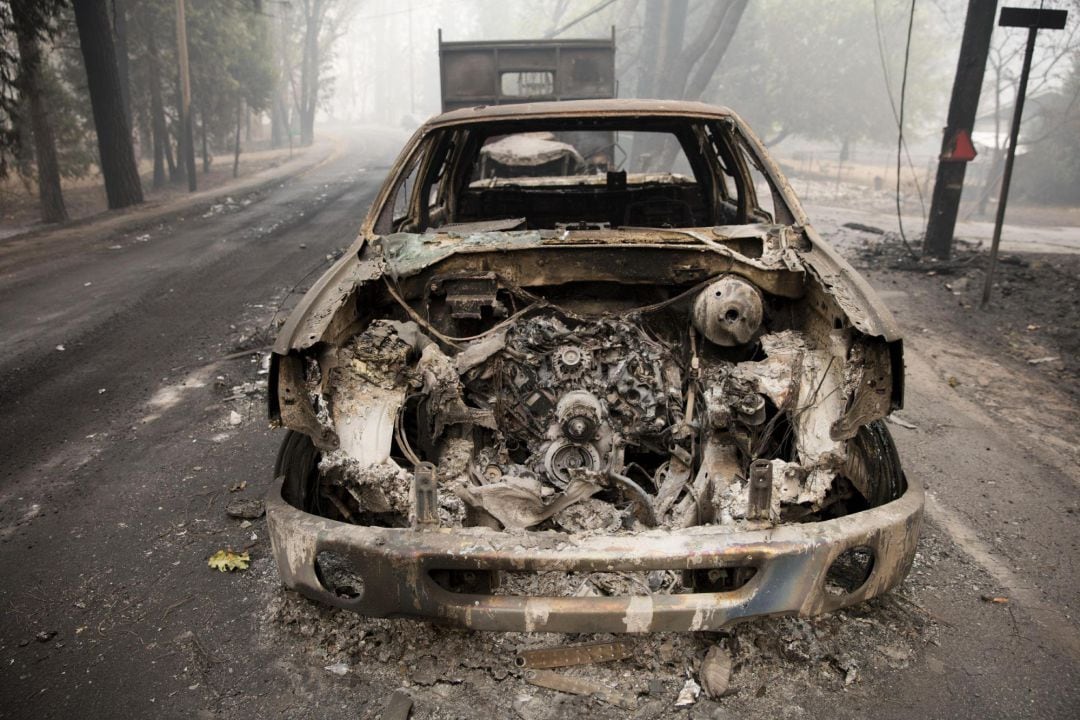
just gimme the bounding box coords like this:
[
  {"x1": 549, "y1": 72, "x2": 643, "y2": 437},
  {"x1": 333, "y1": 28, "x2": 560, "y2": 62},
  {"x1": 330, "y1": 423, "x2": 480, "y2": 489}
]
[
  {"x1": 276, "y1": 354, "x2": 338, "y2": 451},
  {"x1": 524, "y1": 669, "x2": 637, "y2": 709},
  {"x1": 515, "y1": 641, "x2": 634, "y2": 669}
]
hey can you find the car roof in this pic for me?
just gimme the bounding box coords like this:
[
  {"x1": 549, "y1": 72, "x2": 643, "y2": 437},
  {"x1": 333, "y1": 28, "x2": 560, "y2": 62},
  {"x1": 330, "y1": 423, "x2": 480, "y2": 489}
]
[{"x1": 424, "y1": 98, "x2": 736, "y2": 129}]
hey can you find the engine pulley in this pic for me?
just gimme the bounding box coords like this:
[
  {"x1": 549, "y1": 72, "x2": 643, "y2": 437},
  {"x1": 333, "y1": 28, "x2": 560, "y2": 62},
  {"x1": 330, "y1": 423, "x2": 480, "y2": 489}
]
[{"x1": 543, "y1": 440, "x2": 601, "y2": 487}]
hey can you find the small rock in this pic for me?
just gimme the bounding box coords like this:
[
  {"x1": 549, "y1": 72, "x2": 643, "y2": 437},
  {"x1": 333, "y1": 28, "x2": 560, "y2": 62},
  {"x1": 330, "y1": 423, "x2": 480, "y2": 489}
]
[
  {"x1": 35, "y1": 630, "x2": 57, "y2": 643},
  {"x1": 411, "y1": 669, "x2": 437, "y2": 686},
  {"x1": 55, "y1": 344, "x2": 65, "y2": 352},
  {"x1": 513, "y1": 693, "x2": 555, "y2": 720},
  {"x1": 674, "y1": 678, "x2": 701, "y2": 707},
  {"x1": 647, "y1": 678, "x2": 665, "y2": 696},
  {"x1": 410, "y1": 654, "x2": 439, "y2": 685},
  {"x1": 876, "y1": 644, "x2": 910, "y2": 662},
  {"x1": 226, "y1": 498, "x2": 265, "y2": 519},
  {"x1": 383, "y1": 690, "x2": 414, "y2": 718},
  {"x1": 228, "y1": 410, "x2": 242, "y2": 426},
  {"x1": 324, "y1": 662, "x2": 349, "y2": 676},
  {"x1": 699, "y1": 645, "x2": 732, "y2": 699}
]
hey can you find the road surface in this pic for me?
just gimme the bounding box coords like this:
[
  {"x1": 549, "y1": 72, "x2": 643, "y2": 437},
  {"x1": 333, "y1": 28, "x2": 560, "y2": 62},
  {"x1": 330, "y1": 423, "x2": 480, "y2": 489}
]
[{"x1": 0, "y1": 126, "x2": 1076, "y2": 719}]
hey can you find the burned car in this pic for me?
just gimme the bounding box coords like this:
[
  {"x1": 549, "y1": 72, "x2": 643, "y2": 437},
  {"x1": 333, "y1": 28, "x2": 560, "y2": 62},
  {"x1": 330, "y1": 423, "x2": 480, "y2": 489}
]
[{"x1": 267, "y1": 100, "x2": 922, "y2": 633}]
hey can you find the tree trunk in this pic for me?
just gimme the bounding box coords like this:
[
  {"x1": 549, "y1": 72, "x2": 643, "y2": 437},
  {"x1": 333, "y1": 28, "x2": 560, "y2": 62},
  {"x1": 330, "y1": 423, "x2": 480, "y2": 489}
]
[
  {"x1": 163, "y1": 111, "x2": 177, "y2": 180},
  {"x1": 656, "y1": 0, "x2": 688, "y2": 98},
  {"x1": 144, "y1": 13, "x2": 168, "y2": 189},
  {"x1": 635, "y1": 1, "x2": 664, "y2": 99},
  {"x1": 298, "y1": 0, "x2": 322, "y2": 147},
  {"x1": 112, "y1": 0, "x2": 132, "y2": 130},
  {"x1": 171, "y1": 75, "x2": 187, "y2": 184},
  {"x1": 680, "y1": 0, "x2": 747, "y2": 100},
  {"x1": 72, "y1": 0, "x2": 144, "y2": 209},
  {"x1": 627, "y1": 1, "x2": 665, "y2": 170},
  {"x1": 173, "y1": 0, "x2": 196, "y2": 191},
  {"x1": 271, "y1": 93, "x2": 285, "y2": 148},
  {"x1": 201, "y1": 108, "x2": 209, "y2": 173},
  {"x1": 233, "y1": 100, "x2": 242, "y2": 178},
  {"x1": 11, "y1": 2, "x2": 68, "y2": 223}
]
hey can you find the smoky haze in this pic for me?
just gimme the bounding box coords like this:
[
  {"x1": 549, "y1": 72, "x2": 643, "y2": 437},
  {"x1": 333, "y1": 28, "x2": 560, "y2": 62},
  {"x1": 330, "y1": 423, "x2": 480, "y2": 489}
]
[{"x1": 324, "y1": 0, "x2": 1080, "y2": 215}]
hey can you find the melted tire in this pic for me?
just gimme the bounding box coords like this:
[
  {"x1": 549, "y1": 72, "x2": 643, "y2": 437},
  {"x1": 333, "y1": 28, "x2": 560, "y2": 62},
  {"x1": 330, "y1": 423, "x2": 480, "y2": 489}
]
[
  {"x1": 275, "y1": 430, "x2": 320, "y2": 512},
  {"x1": 850, "y1": 420, "x2": 905, "y2": 507}
]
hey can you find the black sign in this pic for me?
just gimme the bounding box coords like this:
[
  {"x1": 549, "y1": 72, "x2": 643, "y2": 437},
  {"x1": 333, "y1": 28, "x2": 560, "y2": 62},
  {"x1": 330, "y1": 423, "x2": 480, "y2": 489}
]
[{"x1": 999, "y1": 7, "x2": 1068, "y2": 29}]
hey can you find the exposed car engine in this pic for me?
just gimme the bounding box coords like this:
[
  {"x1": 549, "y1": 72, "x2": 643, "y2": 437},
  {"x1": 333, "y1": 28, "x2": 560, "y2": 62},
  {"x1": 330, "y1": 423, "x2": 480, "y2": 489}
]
[{"x1": 301, "y1": 269, "x2": 893, "y2": 539}]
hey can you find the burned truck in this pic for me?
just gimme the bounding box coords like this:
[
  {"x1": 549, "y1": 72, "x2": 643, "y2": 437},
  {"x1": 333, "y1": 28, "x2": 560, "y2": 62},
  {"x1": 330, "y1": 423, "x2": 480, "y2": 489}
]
[
  {"x1": 437, "y1": 30, "x2": 616, "y2": 112},
  {"x1": 266, "y1": 100, "x2": 922, "y2": 633},
  {"x1": 440, "y1": 31, "x2": 619, "y2": 175}
]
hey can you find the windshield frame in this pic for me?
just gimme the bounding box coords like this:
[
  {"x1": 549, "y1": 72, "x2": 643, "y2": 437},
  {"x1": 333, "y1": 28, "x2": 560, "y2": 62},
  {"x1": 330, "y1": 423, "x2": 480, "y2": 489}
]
[{"x1": 366, "y1": 111, "x2": 800, "y2": 237}]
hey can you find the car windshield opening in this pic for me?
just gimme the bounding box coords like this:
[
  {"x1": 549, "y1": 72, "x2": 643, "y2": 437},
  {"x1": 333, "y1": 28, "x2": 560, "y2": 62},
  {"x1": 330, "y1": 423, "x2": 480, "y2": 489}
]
[{"x1": 392, "y1": 116, "x2": 782, "y2": 234}]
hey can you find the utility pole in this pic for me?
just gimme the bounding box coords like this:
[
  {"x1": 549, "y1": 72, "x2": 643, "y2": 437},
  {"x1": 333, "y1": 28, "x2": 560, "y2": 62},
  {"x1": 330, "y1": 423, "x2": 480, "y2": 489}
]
[
  {"x1": 923, "y1": 0, "x2": 997, "y2": 260},
  {"x1": 175, "y1": 0, "x2": 196, "y2": 192},
  {"x1": 980, "y1": 5, "x2": 1068, "y2": 307}
]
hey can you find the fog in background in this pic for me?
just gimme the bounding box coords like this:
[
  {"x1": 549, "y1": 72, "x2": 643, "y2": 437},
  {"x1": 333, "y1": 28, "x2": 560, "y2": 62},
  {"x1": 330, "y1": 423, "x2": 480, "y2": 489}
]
[
  {"x1": 323, "y1": 0, "x2": 1080, "y2": 211},
  {"x1": 2, "y1": 0, "x2": 1076, "y2": 229}
]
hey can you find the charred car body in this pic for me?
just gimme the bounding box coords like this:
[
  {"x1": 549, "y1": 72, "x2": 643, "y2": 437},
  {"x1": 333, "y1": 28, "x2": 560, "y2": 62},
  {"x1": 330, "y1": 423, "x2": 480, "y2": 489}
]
[{"x1": 267, "y1": 100, "x2": 922, "y2": 633}]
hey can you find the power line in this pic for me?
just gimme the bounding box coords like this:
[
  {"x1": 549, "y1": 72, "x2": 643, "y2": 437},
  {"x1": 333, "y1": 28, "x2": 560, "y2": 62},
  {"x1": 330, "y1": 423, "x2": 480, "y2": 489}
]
[
  {"x1": 545, "y1": 0, "x2": 618, "y2": 39},
  {"x1": 895, "y1": 0, "x2": 918, "y2": 259},
  {"x1": 873, "y1": 0, "x2": 924, "y2": 257}
]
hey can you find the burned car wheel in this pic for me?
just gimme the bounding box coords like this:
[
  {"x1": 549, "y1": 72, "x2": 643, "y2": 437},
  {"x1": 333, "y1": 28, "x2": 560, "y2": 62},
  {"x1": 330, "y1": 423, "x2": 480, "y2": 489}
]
[
  {"x1": 845, "y1": 420, "x2": 904, "y2": 509},
  {"x1": 263, "y1": 100, "x2": 924, "y2": 632}
]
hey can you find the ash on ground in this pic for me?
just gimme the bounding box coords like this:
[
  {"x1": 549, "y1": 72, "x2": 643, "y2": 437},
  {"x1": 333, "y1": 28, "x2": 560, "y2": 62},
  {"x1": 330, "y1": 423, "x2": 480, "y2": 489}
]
[
  {"x1": 840, "y1": 227, "x2": 1079, "y2": 395},
  {"x1": 261, "y1": 532, "x2": 944, "y2": 719}
]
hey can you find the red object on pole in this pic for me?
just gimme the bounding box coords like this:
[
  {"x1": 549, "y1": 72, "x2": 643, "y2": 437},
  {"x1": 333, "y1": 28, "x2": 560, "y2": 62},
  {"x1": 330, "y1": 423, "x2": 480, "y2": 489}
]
[{"x1": 940, "y1": 128, "x2": 978, "y2": 162}]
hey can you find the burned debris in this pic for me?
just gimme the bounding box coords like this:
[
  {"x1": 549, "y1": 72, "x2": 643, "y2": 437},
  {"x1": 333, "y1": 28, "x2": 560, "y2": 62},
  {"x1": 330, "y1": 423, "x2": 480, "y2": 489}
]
[
  {"x1": 266, "y1": 101, "x2": 921, "y2": 632},
  {"x1": 307, "y1": 274, "x2": 878, "y2": 538}
]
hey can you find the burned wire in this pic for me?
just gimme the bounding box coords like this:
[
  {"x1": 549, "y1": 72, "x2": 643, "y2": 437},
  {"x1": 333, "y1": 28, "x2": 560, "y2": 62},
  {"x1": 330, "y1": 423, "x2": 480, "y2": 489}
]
[{"x1": 873, "y1": 0, "x2": 923, "y2": 259}]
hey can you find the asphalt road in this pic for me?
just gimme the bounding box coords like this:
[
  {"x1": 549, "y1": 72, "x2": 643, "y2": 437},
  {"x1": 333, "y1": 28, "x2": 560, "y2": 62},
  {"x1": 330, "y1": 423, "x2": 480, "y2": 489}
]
[{"x1": 0, "y1": 126, "x2": 1076, "y2": 719}]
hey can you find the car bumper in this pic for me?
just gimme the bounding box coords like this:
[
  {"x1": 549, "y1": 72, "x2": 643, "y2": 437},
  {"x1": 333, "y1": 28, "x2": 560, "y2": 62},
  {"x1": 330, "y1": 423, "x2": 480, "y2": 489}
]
[{"x1": 266, "y1": 476, "x2": 923, "y2": 633}]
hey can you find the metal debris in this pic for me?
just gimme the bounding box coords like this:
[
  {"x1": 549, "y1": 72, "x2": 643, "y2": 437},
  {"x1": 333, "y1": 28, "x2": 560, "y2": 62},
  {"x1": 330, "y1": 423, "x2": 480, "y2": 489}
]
[
  {"x1": 523, "y1": 669, "x2": 636, "y2": 709},
  {"x1": 514, "y1": 640, "x2": 634, "y2": 669}
]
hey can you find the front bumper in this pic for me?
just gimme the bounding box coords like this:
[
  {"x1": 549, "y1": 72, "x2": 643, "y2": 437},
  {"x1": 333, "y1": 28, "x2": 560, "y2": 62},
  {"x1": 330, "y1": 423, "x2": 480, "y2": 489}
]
[{"x1": 266, "y1": 477, "x2": 923, "y2": 633}]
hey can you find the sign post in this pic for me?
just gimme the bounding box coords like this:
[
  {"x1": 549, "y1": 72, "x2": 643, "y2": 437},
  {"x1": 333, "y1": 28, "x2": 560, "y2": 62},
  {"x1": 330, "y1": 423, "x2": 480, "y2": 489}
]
[{"x1": 981, "y1": 6, "x2": 1068, "y2": 307}]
